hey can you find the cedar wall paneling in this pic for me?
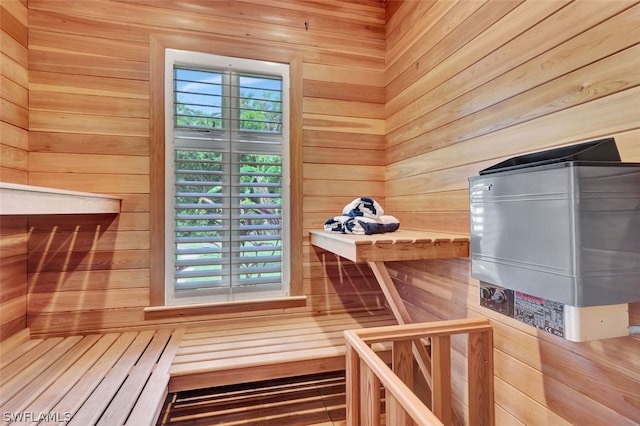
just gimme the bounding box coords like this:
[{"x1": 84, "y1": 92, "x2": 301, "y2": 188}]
[
  {"x1": 385, "y1": 1, "x2": 640, "y2": 425},
  {"x1": 25, "y1": 0, "x2": 386, "y2": 335},
  {"x1": 0, "y1": 0, "x2": 28, "y2": 340}
]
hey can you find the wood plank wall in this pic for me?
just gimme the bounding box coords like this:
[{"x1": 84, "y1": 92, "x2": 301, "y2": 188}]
[
  {"x1": 2, "y1": 1, "x2": 639, "y2": 423},
  {"x1": 0, "y1": 0, "x2": 29, "y2": 339},
  {"x1": 19, "y1": 0, "x2": 387, "y2": 336},
  {"x1": 384, "y1": 0, "x2": 640, "y2": 424}
]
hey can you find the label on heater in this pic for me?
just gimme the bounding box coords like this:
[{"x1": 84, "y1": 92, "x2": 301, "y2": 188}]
[{"x1": 514, "y1": 291, "x2": 565, "y2": 337}]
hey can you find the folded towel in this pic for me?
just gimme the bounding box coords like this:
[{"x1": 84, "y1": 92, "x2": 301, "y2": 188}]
[
  {"x1": 343, "y1": 215, "x2": 400, "y2": 235},
  {"x1": 323, "y1": 198, "x2": 400, "y2": 235},
  {"x1": 342, "y1": 197, "x2": 384, "y2": 219},
  {"x1": 323, "y1": 215, "x2": 351, "y2": 233}
]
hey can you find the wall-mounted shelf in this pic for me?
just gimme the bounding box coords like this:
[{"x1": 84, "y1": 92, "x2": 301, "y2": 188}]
[
  {"x1": 309, "y1": 229, "x2": 469, "y2": 263},
  {"x1": 310, "y1": 228, "x2": 470, "y2": 392},
  {"x1": 0, "y1": 182, "x2": 121, "y2": 215}
]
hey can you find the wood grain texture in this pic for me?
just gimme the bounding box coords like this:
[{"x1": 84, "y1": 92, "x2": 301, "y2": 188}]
[
  {"x1": 1, "y1": 0, "x2": 29, "y2": 341},
  {"x1": 1, "y1": 1, "x2": 638, "y2": 423},
  {"x1": 20, "y1": 0, "x2": 387, "y2": 337},
  {"x1": 385, "y1": 1, "x2": 640, "y2": 424},
  {"x1": 310, "y1": 230, "x2": 468, "y2": 264},
  {"x1": 169, "y1": 311, "x2": 395, "y2": 392},
  {"x1": 0, "y1": 329, "x2": 180, "y2": 426}
]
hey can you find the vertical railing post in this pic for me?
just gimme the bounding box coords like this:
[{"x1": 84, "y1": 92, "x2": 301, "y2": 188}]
[
  {"x1": 346, "y1": 319, "x2": 492, "y2": 426},
  {"x1": 392, "y1": 340, "x2": 413, "y2": 426},
  {"x1": 392, "y1": 340, "x2": 413, "y2": 387},
  {"x1": 360, "y1": 360, "x2": 381, "y2": 426},
  {"x1": 386, "y1": 391, "x2": 409, "y2": 426},
  {"x1": 431, "y1": 335, "x2": 452, "y2": 425},
  {"x1": 468, "y1": 329, "x2": 494, "y2": 426},
  {"x1": 345, "y1": 340, "x2": 360, "y2": 426}
]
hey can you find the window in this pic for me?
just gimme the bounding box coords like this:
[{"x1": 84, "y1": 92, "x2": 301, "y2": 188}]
[{"x1": 164, "y1": 49, "x2": 290, "y2": 305}]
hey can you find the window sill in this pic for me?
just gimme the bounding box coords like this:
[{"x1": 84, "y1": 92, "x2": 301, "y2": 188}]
[{"x1": 143, "y1": 295, "x2": 307, "y2": 320}]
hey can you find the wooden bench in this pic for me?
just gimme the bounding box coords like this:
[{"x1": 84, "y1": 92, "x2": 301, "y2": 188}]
[
  {"x1": 0, "y1": 328, "x2": 183, "y2": 426},
  {"x1": 0, "y1": 310, "x2": 396, "y2": 423},
  {"x1": 168, "y1": 310, "x2": 397, "y2": 392}
]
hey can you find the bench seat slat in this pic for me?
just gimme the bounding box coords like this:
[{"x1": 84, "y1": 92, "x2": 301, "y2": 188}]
[
  {"x1": 49, "y1": 332, "x2": 139, "y2": 419},
  {"x1": 176, "y1": 339, "x2": 393, "y2": 370},
  {"x1": 0, "y1": 336, "x2": 82, "y2": 407},
  {"x1": 178, "y1": 316, "x2": 397, "y2": 356},
  {"x1": 97, "y1": 329, "x2": 173, "y2": 426},
  {"x1": 1, "y1": 329, "x2": 181, "y2": 426},
  {"x1": 0, "y1": 337, "x2": 66, "y2": 391},
  {"x1": 23, "y1": 333, "x2": 121, "y2": 417},
  {"x1": 68, "y1": 330, "x2": 156, "y2": 426},
  {"x1": 169, "y1": 344, "x2": 394, "y2": 393},
  {"x1": 0, "y1": 335, "x2": 100, "y2": 415},
  {"x1": 178, "y1": 314, "x2": 397, "y2": 352},
  {"x1": 0, "y1": 338, "x2": 45, "y2": 370},
  {"x1": 174, "y1": 318, "x2": 397, "y2": 364},
  {"x1": 171, "y1": 345, "x2": 340, "y2": 376},
  {"x1": 181, "y1": 311, "x2": 393, "y2": 342},
  {"x1": 125, "y1": 328, "x2": 186, "y2": 426},
  {"x1": 169, "y1": 310, "x2": 397, "y2": 392}
]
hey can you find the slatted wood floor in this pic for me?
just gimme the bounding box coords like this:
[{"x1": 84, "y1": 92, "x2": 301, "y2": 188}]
[
  {"x1": 169, "y1": 310, "x2": 397, "y2": 392},
  {"x1": 159, "y1": 371, "x2": 349, "y2": 425},
  {"x1": 0, "y1": 328, "x2": 183, "y2": 426},
  {"x1": 158, "y1": 370, "x2": 387, "y2": 426}
]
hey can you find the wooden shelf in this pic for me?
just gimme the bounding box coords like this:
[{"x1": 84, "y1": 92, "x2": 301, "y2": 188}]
[
  {"x1": 310, "y1": 228, "x2": 470, "y2": 394},
  {"x1": 309, "y1": 229, "x2": 469, "y2": 263},
  {"x1": 0, "y1": 182, "x2": 121, "y2": 215}
]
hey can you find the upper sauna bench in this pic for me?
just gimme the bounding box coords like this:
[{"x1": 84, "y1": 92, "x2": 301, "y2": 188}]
[
  {"x1": 0, "y1": 182, "x2": 121, "y2": 215},
  {"x1": 309, "y1": 229, "x2": 470, "y2": 263}
]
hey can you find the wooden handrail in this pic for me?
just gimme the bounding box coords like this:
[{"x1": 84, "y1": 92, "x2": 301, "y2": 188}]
[{"x1": 344, "y1": 318, "x2": 494, "y2": 426}]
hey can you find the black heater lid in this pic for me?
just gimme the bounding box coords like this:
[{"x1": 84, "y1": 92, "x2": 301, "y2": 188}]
[{"x1": 479, "y1": 137, "x2": 621, "y2": 175}]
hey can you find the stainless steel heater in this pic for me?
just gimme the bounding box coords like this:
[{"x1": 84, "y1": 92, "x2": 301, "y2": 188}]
[{"x1": 469, "y1": 138, "x2": 640, "y2": 341}]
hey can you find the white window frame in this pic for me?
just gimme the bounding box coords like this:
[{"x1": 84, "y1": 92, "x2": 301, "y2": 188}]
[{"x1": 164, "y1": 48, "x2": 290, "y2": 306}]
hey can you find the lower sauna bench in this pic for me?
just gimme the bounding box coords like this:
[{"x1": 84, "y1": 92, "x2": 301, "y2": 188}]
[
  {"x1": 0, "y1": 311, "x2": 396, "y2": 425},
  {"x1": 0, "y1": 328, "x2": 183, "y2": 426},
  {"x1": 168, "y1": 310, "x2": 397, "y2": 393}
]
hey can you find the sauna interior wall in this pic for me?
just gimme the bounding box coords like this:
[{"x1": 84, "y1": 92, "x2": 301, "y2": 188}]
[
  {"x1": 0, "y1": 0, "x2": 28, "y2": 339},
  {"x1": 11, "y1": 0, "x2": 387, "y2": 336},
  {"x1": 2, "y1": 0, "x2": 640, "y2": 424},
  {"x1": 384, "y1": 1, "x2": 640, "y2": 425}
]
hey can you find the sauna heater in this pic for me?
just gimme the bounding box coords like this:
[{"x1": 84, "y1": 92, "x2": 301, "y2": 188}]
[{"x1": 469, "y1": 138, "x2": 640, "y2": 341}]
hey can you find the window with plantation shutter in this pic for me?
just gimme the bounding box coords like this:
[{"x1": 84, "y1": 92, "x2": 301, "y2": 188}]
[{"x1": 164, "y1": 49, "x2": 290, "y2": 305}]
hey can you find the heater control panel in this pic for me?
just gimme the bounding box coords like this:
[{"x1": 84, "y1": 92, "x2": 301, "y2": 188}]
[{"x1": 479, "y1": 283, "x2": 565, "y2": 338}]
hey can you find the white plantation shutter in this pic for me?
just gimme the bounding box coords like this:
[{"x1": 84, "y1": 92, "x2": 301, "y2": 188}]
[{"x1": 165, "y1": 50, "x2": 289, "y2": 304}]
